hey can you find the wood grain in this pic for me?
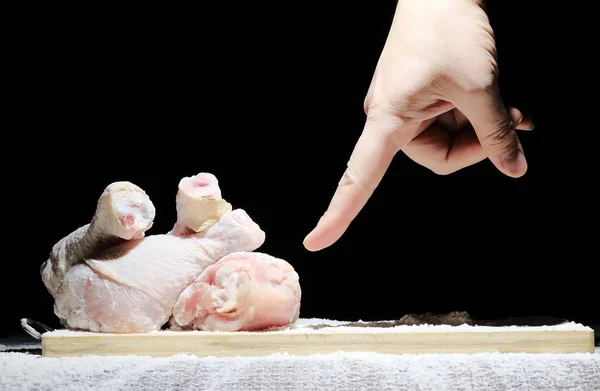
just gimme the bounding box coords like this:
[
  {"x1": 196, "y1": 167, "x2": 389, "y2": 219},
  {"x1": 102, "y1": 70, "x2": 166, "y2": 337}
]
[{"x1": 41, "y1": 327, "x2": 595, "y2": 358}]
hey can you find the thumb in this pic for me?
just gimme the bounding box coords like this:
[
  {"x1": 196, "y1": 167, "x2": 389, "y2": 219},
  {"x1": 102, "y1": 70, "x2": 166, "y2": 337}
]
[
  {"x1": 455, "y1": 85, "x2": 528, "y2": 177},
  {"x1": 303, "y1": 115, "x2": 418, "y2": 252}
]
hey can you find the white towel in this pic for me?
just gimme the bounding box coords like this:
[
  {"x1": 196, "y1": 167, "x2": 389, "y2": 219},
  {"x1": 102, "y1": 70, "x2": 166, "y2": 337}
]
[{"x1": 1, "y1": 349, "x2": 599, "y2": 391}]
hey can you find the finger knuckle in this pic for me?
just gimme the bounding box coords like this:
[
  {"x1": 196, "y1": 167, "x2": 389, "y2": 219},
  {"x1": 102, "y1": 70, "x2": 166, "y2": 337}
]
[
  {"x1": 457, "y1": 73, "x2": 495, "y2": 95},
  {"x1": 340, "y1": 164, "x2": 374, "y2": 193},
  {"x1": 481, "y1": 123, "x2": 519, "y2": 157},
  {"x1": 450, "y1": 57, "x2": 498, "y2": 95}
]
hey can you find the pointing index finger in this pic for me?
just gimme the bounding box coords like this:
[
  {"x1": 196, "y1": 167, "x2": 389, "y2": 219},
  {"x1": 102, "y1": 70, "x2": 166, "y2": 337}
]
[{"x1": 303, "y1": 116, "x2": 414, "y2": 251}]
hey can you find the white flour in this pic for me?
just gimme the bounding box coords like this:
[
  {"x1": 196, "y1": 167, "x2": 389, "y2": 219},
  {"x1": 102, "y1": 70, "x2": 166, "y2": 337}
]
[{"x1": 43, "y1": 317, "x2": 592, "y2": 336}]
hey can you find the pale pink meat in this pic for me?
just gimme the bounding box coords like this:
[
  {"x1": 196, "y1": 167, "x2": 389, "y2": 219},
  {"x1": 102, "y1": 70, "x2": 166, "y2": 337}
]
[
  {"x1": 41, "y1": 181, "x2": 156, "y2": 298},
  {"x1": 44, "y1": 172, "x2": 301, "y2": 334},
  {"x1": 50, "y1": 173, "x2": 264, "y2": 333},
  {"x1": 170, "y1": 252, "x2": 301, "y2": 332},
  {"x1": 54, "y1": 209, "x2": 264, "y2": 333}
]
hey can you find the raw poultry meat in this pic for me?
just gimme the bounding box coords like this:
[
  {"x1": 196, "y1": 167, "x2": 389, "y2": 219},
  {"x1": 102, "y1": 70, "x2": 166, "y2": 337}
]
[
  {"x1": 41, "y1": 173, "x2": 302, "y2": 333},
  {"x1": 170, "y1": 251, "x2": 301, "y2": 332},
  {"x1": 41, "y1": 181, "x2": 157, "y2": 298}
]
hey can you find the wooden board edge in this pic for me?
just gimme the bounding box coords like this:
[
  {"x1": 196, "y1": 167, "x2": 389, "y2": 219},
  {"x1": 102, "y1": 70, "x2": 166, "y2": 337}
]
[{"x1": 41, "y1": 328, "x2": 595, "y2": 358}]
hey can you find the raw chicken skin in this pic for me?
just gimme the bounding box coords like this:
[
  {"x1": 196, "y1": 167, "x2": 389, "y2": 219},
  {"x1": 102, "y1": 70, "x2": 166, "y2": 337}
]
[
  {"x1": 54, "y1": 209, "x2": 265, "y2": 333},
  {"x1": 171, "y1": 252, "x2": 301, "y2": 332},
  {"x1": 45, "y1": 172, "x2": 301, "y2": 333},
  {"x1": 85, "y1": 209, "x2": 265, "y2": 310},
  {"x1": 41, "y1": 181, "x2": 156, "y2": 297},
  {"x1": 54, "y1": 264, "x2": 169, "y2": 333}
]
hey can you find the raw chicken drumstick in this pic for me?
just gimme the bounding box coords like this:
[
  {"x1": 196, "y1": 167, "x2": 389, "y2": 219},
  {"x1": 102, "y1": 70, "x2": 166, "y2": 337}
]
[
  {"x1": 54, "y1": 209, "x2": 265, "y2": 333},
  {"x1": 50, "y1": 174, "x2": 266, "y2": 333},
  {"x1": 170, "y1": 251, "x2": 302, "y2": 332},
  {"x1": 43, "y1": 172, "x2": 302, "y2": 334},
  {"x1": 41, "y1": 181, "x2": 156, "y2": 297}
]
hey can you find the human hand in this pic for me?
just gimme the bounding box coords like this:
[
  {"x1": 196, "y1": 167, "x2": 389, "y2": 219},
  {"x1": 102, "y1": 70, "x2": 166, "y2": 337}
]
[{"x1": 303, "y1": 0, "x2": 534, "y2": 252}]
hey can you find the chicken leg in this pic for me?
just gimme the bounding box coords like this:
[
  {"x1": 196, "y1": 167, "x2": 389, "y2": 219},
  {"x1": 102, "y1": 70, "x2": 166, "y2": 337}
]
[
  {"x1": 170, "y1": 251, "x2": 302, "y2": 332},
  {"x1": 41, "y1": 181, "x2": 156, "y2": 298},
  {"x1": 51, "y1": 175, "x2": 265, "y2": 333}
]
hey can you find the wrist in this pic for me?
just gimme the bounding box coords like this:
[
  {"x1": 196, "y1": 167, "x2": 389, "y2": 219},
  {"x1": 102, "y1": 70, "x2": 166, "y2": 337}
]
[
  {"x1": 397, "y1": 0, "x2": 484, "y2": 11},
  {"x1": 395, "y1": 0, "x2": 486, "y2": 19}
]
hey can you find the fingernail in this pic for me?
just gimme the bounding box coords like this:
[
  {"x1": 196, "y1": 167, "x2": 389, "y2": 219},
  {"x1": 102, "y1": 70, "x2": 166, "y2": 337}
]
[{"x1": 502, "y1": 151, "x2": 528, "y2": 177}]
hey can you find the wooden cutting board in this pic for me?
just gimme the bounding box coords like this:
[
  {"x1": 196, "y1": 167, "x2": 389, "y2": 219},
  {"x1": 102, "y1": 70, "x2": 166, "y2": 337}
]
[{"x1": 41, "y1": 319, "x2": 595, "y2": 358}]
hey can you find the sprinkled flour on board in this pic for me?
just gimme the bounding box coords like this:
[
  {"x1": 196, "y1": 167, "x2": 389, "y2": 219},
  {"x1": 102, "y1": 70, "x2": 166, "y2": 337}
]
[{"x1": 43, "y1": 317, "x2": 592, "y2": 337}]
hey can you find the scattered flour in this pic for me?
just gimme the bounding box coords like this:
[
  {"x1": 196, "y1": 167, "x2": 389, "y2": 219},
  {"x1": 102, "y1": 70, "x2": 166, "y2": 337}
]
[{"x1": 43, "y1": 317, "x2": 593, "y2": 337}]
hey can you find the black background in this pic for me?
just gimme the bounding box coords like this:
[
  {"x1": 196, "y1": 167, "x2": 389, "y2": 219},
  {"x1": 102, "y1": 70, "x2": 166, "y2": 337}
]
[{"x1": 4, "y1": 1, "x2": 597, "y2": 338}]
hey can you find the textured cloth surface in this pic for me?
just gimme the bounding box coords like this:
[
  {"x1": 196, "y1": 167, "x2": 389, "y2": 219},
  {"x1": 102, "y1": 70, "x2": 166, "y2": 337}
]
[{"x1": 1, "y1": 349, "x2": 599, "y2": 391}]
